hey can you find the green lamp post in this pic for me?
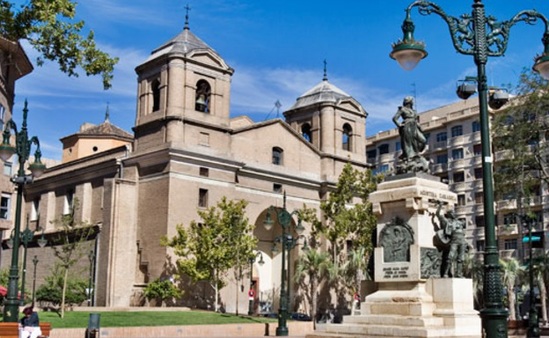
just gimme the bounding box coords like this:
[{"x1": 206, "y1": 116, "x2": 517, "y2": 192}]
[
  {"x1": 263, "y1": 192, "x2": 307, "y2": 336},
  {"x1": 0, "y1": 100, "x2": 46, "y2": 322},
  {"x1": 390, "y1": 2, "x2": 549, "y2": 337}
]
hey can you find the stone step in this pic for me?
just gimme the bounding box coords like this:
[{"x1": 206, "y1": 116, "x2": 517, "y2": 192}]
[
  {"x1": 311, "y1": 322, "x2": 480, "y2": 338},
  {"x1": 362, "y1": 301, "x2": 436, "y2": 317},
  {"x1": 343, "y1": 314, "x2": 445, "y2": 327}
]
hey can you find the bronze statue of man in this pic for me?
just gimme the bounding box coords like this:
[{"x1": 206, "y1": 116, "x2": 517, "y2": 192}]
[
  {"x1": 433, "y1": 201, "x2": 467, "y2": 278},
  {"x1": 392, "y1": 96, "x2": 429, "y2": 173}
]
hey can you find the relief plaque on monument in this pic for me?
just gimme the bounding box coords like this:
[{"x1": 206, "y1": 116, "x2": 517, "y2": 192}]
[{"x1": 379, "y1": 217, "x2": 414, "y2": 262}]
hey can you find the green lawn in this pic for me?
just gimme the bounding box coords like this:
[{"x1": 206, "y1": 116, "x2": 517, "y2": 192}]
[{"x1": 37, "y1": 310, "x2": 276, "y2": 329}]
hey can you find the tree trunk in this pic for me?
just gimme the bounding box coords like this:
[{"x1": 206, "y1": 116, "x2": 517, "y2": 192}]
[
  {"x1": 214, "y1": 269, "x2": 219, "y2": 312},
  {"x1": 507, "y1": 281, "x2": 516, "y2": 321},
  {"x1": 311, "y1": 277, "x2": 318, "y2": 329},
  {"x1": 61, "y1": 267, "x2": 69, "y2": 318}
]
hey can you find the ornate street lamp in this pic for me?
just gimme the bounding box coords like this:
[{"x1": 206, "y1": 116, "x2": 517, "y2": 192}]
[
  {"x1": 16, "y1": 221, "x2": 47, "y2": 305},
  {"x1": 248, "y1": 251, "x2": 264, "y2": 316},
  {"x1": 522, "y1": 214, "x2": 540, "y2": 337},
  {"x1": 390, "y1": 2, "x2": 549, "y2": 337},
  {"x1": 31, "y1": 255, "x2": 38, "y2": 304},
  {"x1": 0, "y1": 100, "x2": 46, "y2": 322},
  {"x1": 263, "y1": 192, "x2": 307, "y2": 337}
]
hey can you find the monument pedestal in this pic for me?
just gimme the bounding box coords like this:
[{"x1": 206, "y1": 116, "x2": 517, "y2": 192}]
[{"x1": 308, "y1": 174, "x2": 481, "y2": 338}]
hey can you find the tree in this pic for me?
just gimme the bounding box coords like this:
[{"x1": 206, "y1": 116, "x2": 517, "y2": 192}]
[
  {"x1": 294, "y1": 248, "x2": 332, "y2": 325},
  {"x1": 492, "y1": 70, "x2": 549, "y2": 261},
  {"x1": 49, "y1": 200, "x2": 95, "y2": 318},
  {"x1": 342, "y1": 246, "x2": 368, "y2": 314},
  {"x1": 500, "y1": 257, "x2": 523, "y2": 321},
  {"x1": 35, "y1": 263, "x2": 87, "y2": 313},
  {"x1": 463, "y1": 252, "x2": 484, "y2": 310},
  {"x1": 0, "y1": 0, "x2": 118, "y2": 89},
  {"x1": 143, "y1": 278, "x2": 181, "y2": 307},
  {"x1": 162, "y1": 197, "x2": 257, "y2": 312}
]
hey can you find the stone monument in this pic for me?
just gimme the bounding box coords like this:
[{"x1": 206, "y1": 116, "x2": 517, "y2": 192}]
[{"x1": 308, "y1": 173, "x2": 481, "y2": 338}]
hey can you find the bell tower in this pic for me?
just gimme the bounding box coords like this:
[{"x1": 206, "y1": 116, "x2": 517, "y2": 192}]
[{"x1": 133, "y1": 12, "x2": 234, "y2": 153}]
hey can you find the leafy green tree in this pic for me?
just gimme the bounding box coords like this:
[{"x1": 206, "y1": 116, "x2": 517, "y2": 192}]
[
  {"x1": 162, "y1": 197, "x2": 257, "y2": 312},
  {"x1": 492, "y1": 70, "x2": 549, "y2": 261},
  {"x1": 143, "y1": 278, "x2": 181, "y2": 307},
  {"x1": 35, "y1": 263, "x2": 87, "y2": 313},
  {"x1": 342, "y1": 246, "x2": 368, "y2": 313},
  {"x1": 315, "y1": 163, "x2": 379, "y2": 267},
  {"x1": 0, "y1": 0, "x2": 118, "y2": 89},
  {"x1": 49, "y1": 200, "x2": 95, "y2": 318},
  {"x1": 294, "y1": 248, "x2": 333, "y2": 324}
]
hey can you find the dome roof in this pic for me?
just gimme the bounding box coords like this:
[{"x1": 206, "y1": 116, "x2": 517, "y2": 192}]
[
  {"x1": 289, "y1": 79, "x2": 352, "y2": 110},
  {"x1": 146, "y1": 26, "x2": 220, "y2": 62}
]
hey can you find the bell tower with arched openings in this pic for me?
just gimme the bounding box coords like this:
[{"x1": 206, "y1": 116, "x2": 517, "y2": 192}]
[{"x1": 133, "y1": 11, "x2": 234, "y2": 153}]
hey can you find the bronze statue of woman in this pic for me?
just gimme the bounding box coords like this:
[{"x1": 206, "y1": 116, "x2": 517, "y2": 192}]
[{"x1": 392, "y1": 96, "x2": 427, "y2": 164}]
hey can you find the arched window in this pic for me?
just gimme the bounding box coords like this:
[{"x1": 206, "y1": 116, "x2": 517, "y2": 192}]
[
  {"x1": 272, "y1": 147, "x2": 283, "y2": 165},
  {"x1": 151, "y1": 79, "x2": 160, "y2": 112},
  {"x1": 342, "y1": 123, "x2": 352, "y2": 151},
  {"x1": 195, "y1": 80, "x2": 211, "y2": 113},
  {"x1": 301, "y1": 123, "x2": 312, "y2": 142}
]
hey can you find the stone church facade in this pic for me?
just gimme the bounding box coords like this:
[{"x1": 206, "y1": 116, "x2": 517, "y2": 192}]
[{"x1": 2, "y1": 22, "x2": 369, "y2": 313}]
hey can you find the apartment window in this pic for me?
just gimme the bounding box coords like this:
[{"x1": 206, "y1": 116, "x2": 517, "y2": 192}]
[
  {"x1": 272, "y1": 147, "x2": 283, "y2": 165},
  {"x1": 378, "y1": 144, "x2": 389, "y2": 155},
  {"x1": 195, "y1": 80, "x2": 211, "y2": 113},
  {"x1": 342, "y1": 123, "x2": 352, "y2": 151},
  {"x1": 395, "y1": 142, "x2": 401, "y2": 151},
  {"x1": 453, "y1": 171, "x2": 465, "y2": 183},
  {"x1": 475, "y1": 215, "x2": 485, "y2": 227},
  {"x1": 373, "y1": 164, "x2": 389, "y2": 175},
  {"x1": 30, "y1": 198, "x2": 40, "y2": 221},
  {"x1": 476, "y1": 240, "x2": 485, "y2": 252},
  {"x1": 436, "y1": 132, "x2": 447, "y2": 142},
  {"x1": 3, "y1": 162, "x2": 11, "y2": 176},
  {"x1": 475, "y1": 192, "x2": 483, "y2": 204},
  {"x1": 63, "y1": 189, "x2": 74, "y2": 215},
  {"x1": 472, "y1": 121, "x2": 481, "y2": 132},
  {"x1": 473, "y1": 144, "x2": 482, "y2": 156},
  {"x1": 474, "y1": 168, "x2": 483, "y2": 179},
  {"x1": 301, "y1": 123, "x2": 312, "y2": 143},
  {"x1": 151, "y1": 79, "x2": 160, "y2": 112},
  {"x1": 198, "y1": 189, "x2": 208, "y2": 208},
  {"x1": 504, "y1": 239, "x2": 518, "y2": 250},
  {"x1": 503, "y1": 213, "x2": 517, "y2": 225},
  {"x1": 0, "y1": 193, "x2": 10, "y2": 219},
  {"x1": 451, "y1": 148, "x2": 464, "y2": 160},
  {"x1": 199, "y1": 167, "x2": 209, "y2": 177},
  {"x1": 457, "y1": 194, "x2": 466, "y2": 206},
  {"x1": 273, "y1": 183, "x2": 283, "y2": 193},
  {"x1": 436, "y1": 153, "x2": 448, "y2": 164},
  {"x1": 366, "y1": 149, "x2": 376, "y2": 160},
  {"x1": 451, "y1": 125, "x2": 463, "y2": 137},
  {"x1": 424, "y1": 133, "x2": 430, "y2": 141}
]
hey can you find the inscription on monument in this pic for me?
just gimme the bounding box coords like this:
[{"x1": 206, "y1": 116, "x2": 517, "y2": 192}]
[
  {"x1": 419, "y1": 190, "x2": 457, "y2": 202},
  {"x1": 382, "y1": 266, "x2": 410, "y2": 279}
]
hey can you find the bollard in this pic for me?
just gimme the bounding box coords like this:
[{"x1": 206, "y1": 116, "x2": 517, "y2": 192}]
[{"x1": 85, "y1": 313, "x2": 100, "y2": 338}]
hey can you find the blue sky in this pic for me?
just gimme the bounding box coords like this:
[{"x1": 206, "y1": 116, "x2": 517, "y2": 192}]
[{"x1": 12, "y1": 0, "x2": 549, "y2": 160}]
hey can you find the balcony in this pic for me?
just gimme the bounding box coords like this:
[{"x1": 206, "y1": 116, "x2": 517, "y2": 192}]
[
  {"x1": 431, "y1": 163, "x2": 448, "y2": 174},
  {"x1": 498, "y1": 223, "x2": 518, "y2": 236},
  {"x1": 450, "y1": 181, "x2": 474, "y2": 192},
  {"x1": 448, "y1": 158, "x2": 468, "y2": 170},
  {"x1": 432, "y1": 141, "x2": 448, "y2": 150},
  {"x1": 449, "y1": 135, "x2": 466, "y2": 147}
]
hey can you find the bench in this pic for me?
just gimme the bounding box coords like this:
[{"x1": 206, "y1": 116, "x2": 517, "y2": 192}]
[{"x1": 0, "y1": 321, "x2": 51, "y2": 338}]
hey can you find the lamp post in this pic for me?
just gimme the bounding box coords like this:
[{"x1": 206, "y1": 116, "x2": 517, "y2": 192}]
[
  {"x1": 19, "y1": 221, "x2": 47, "y2": 305},
  {"x1": 31, "y1": 255, "x2": 38, "y2": 304},
  {"x1": 0, "y1": 100, "x2": 46, "y2": 322},
  {"x1": 390, "y1": 2, "x2": 549, "y2": 337},
  {"x1": 248, "y1": 252, "x2": 264, "y2": 315},
  {"x1": 522, "y1": 214, "x2": 540, "y2": 337},
  {"x1": 263, "y1": 192, "x2": 307, "y2": 337}
]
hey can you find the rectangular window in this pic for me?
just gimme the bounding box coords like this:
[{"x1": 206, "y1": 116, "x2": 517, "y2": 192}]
[
  {"x1": 475, "y1": 192, "x2": 483, "y2": 204},
  {"x1": 504, "y1": 239, "x2": 518, "y2": 250},
  {"x1": 30, "y1": 198, "x2": 40, "y2": 221},
  {"x1": 473, "y1": 144, "x2": 482, "y2": 156},
  {"x1": 475, "y1": 215, "x2": 485, "y2": 227},
  {"x1": 63, "y1": 189, "x2": 74, "y2": 215},
  {"x1": 373, "y1": 164, "x2": 390, "y2": 176},
  {"x1": 198, "y1": 188, "x2": 208, "y2": 208},
  {"x1": 472, "y1": 121, "x2": 481, "y2": 133},
  {"x1": 395, "y1": 141, "x2": 401, "y2": 151},
  {"x1": 504, "y1": 213, "x2": 517, "y2": 225},
  {"x1": 476, "y1": 240, "x2": 485, "y2": 252},
  {"x1": 453, "y1": 171, "x2": 465, "y2": 183},
  {"x1": 457, "y1": 194, "x2": 466, "y2": 206},
  {"x1": 451, "y1": 125, "x2": 463, "y2": 137},
  {"x1": 436, "y1": 132, "x2": 447, "y2": 142},
  {"x1": 451, "y1": 148, "x2": 464, "y2": 160},
  {"x1": 273, "y1": 183, "x2": 283, "y2": 193},
  {"x1": 436, "y1": 153, "x2": 448, "y2": 164},
  {"x1": 0, "y1": 193, "x2": 10, "y2": 219},
  {"x1": 199, "y1": 167, "x2": 209, "y2": 177},
  {"x1": 3, "y1": 162, "x2": 11, "y2": 176},
  {"x1": 474, "y1": 168, "x2": 483, "y2": 179},
  {"x1": 378, "y1": 144, "x2": 389, "y2": 155},
  {"x1": 366, "y1": 149, "x2": 376, "y2": 159}
]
